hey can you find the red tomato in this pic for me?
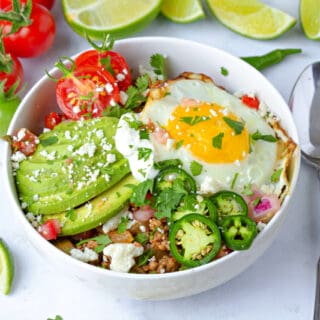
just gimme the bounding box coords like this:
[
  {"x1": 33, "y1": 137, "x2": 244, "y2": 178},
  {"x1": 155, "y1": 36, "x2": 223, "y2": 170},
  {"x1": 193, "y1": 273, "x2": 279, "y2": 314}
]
[
  {"x1": 38, "y1": 219, "x2": 61, "y2": 240},
  {"x1": 12, "y1": 128, "x2": 38, "y2": 156},
  {"x1": 44, "y1": 111, "x2": 63, "y2": 130},
  {"x1": 56, "y1": 66, "x2": 120, "y2": 120},
  {"x1": 0, "y1": 53, "x2": 23, "y2": 93},
  {"x1": 75, "y1": 50, "x2": 132, "y2": 91},
  {"x1": 1, "y1": 2, "x2": 56, "y2": 58},
  {"x1": 241, "y1": 94, "x2": 260, "y2": 110},
  {"x1": 0, "y1": 0, "x2": 55, "y2": 9}
]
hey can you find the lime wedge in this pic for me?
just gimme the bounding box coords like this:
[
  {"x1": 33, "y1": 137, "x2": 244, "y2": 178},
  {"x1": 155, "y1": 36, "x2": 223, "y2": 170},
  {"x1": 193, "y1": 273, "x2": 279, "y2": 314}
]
[
  {"x1": 62, "y1": 0, "x2": 163, "y2": 40},
  {"x1": 161, "y1": 0, "x2": 205, "y2": 23},
  {"x1": 206, "y1": 0, "x2": 296, "y2": 39},
  {"x1": 0, "y1": 239, "x2": 14, "y2": 295},
  {"x1": 300, "y1": 0, "x2": 320, "y2": 40}
]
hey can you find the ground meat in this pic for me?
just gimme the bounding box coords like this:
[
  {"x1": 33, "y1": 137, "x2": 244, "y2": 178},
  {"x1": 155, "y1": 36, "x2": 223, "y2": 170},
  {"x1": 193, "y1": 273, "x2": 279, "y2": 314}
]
[
  {"x1": 157, "y1": 255, "x2": 180, "y2": 273},
  {"x1": 149, "y1": 218, "x2": 170, "y2": 252},
  {"x1": 77, "y1": 240, "x2": 98, "y2": 251}
]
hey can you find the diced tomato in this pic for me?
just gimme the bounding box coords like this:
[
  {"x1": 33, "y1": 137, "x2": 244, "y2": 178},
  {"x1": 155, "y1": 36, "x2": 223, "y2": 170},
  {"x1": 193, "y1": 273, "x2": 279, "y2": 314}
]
[
  {"x1": 44, "y1": 111, "x2": 63, "y2": 129},
  {"x1": 38, "y1": 219, "x2": 61, "y2": 240},
  {"x1": 12, "y1": 128, "x2": 38, "y2": 156},
  {"x1": 75, "y1": 50, "x2": 132, "y2": 91},
  {"x1": 241, "y1": 94, "x2": 260, "y2": 110}
]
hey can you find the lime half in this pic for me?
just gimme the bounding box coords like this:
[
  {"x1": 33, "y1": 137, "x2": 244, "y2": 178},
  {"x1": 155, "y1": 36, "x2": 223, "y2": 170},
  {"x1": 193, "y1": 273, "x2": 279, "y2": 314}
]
[
  {"x1": 161, "y1": 0, "x2": 205, "y2": 23},
  {"x1": 206, "y1": 0, "x2": 296, "y2": 40},
  {"x1": 300, "y1": 0, "x2": 320, "y2": 40},
  {"x1": 0, "y1": 239, "x2": 14, "y2": 295},
  {"x1": 62, "y1": 0, "x2": 163, "y2": 40}
]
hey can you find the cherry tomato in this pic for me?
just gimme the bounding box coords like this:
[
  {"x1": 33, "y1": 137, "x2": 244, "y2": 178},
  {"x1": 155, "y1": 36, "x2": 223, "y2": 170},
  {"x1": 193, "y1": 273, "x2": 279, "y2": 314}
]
[
  {"x1": 0, "y1": 0, "x2": 55, "y2": 9},
  {"x1": 56, "y1": 66, "x2": 120, "y2": 120},
  {"x1": 1, "y1": 2, "x2": 56, "y2": 58},
  {"x1": 75, "y1": 50, "x2": 132, "y2": 91},
  {"x1": 12, "y1": 128, "x2": 38, "y2": 156},
  {"x1": 241, "y1": 94, "x2": 260, "y2": 110},
  {"x1": 44, "y1": 111, "x2": 63, "y2": 130},
  {"x1": 38, "y1": 219, "x2": 61, "y2": 240},
  {"x1": 0, "y1": 54, "x2": 23, "y2": 93}
]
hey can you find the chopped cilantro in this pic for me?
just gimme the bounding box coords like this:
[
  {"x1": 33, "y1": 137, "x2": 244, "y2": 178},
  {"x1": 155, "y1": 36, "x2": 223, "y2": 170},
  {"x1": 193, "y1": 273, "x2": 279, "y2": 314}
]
[
  {"x1": 180, "y1": 115, "x2": 210, "y2": 126},
  {"x1": 128, "y1": 179, "x2": 153, "y2": 206},
  {"x1": 231, "y1": 172, "x2": 239, "y2": 190},
  {"x1": 65, "y1": 208, "x2": 76, "y2": 221},
  {"x1": 242, "y1": 183, "x2": 253, "y2": 196},
  {"x1": 271, "y1": 168, "x2": 283, "y2": 183},
  {"x1": 190, "y1": 161, "x2": 202, "y2": 176},
  {"x1": 212, "y1": 132, "x2": 224, "y2": 149},
  {"x1": 251, "y1": 130, "x2": 277, "y2": 142},
  {"x1": 252, "y1": 197, "x2": 261, "y2": 207},
  {"x1": 154, "y1": 159, "x2": 182, "y2": 170},
  {"x1": 137, "y1": 249, "x2": 154, "y2": 267},
  {"x1": 76, "y1": 235, "x2": 112, "y2": 253},
  {"x1": 175, "y1": 140, "x2": 184, "y2": 149},
  {"x1": 137, "y1": 147, "x2": 152, "y2": 161},
  {"x1": 221, "y1": 66, "x2": 229, "y2": 76},
  {"x1": 47, "y1": 316, "x2": 63, "y2": 320},
  {"x1": 138, "y1": 168, "x2": 147, "y2": 178},
  {"x1": 117, "y1": 216, "x2": 129, "y2": 234},
  {"x1": 139, "y1": 128, "x2": 149, "y2": 140},
  {"x1": 223, "y1": 117, "x2": 245, "y2": 135},
  {"x1": 135, "y1": 233, "x2": 149, "y2": 245},
  {"x1": 100, "y1": 55, "x2": 114, "y2": 76},
  {"x1": 150, "y1": 53, "x2": 167, "y2": 80},
  {"x1": 40, "y1": 136, "x2": 58, "y2": 146}
]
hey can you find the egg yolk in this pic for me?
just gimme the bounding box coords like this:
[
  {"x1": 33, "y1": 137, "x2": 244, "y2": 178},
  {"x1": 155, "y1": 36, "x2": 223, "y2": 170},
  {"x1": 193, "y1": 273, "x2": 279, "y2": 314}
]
[{"x1": 166, "y1": 102, "x2": 250, "y2": 163}]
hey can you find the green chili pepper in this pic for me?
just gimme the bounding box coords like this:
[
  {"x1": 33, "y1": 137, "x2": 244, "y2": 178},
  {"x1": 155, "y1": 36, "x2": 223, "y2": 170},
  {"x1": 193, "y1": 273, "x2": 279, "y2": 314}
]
[
  {"x1": 169, "y1": 214, "x2": 221, "y2": 267},
  {"x1": 172, "y1": 194, "x2": 217, "y2": 222},
  {"x1": 241, "y1": 48, "x2": 302, "y2": 71},
  {"x1": 210, "y1": 190, "x2": 248, "y2": 222},
  {"x1": 221, "y1": 215, "x2": 257, "y2": 251},
  {"x1": 154, "y1": 166, "x2": 196, "y2": 195}
]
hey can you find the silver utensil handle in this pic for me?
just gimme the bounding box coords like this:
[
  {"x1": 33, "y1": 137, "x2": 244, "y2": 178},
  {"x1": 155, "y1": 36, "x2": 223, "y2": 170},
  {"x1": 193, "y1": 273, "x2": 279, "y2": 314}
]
[{"x1": 315, "y1": 258, "x2": 320, "y2": 319}]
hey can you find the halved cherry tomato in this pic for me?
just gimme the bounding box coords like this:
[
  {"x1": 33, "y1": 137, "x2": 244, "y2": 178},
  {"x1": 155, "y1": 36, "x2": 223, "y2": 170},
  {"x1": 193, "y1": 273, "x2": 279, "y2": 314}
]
[
  {"x1": 75, "y1": 50, "x2": 132, "y2": 91},
  {"x1": 56, "y1": 66, "x2": 120, "y2": 120},
  {"x1": 38, "y1": 219, "x2": 61, "y2": 240},
  {"x1": 44, "y1": 111, "x2": 63, "y2": 130},
  {"x1": 0, "y1": 53, "x2": 23, "y2": 93},
  {"x1": 12, "y1": 128, "x2": 38, "y2": 156},
  {"x1": 241, "y1": 94, "x2": 260, "y2": 110},
  {"x1": 0, "y1": 1, "x2": 56, "y2": 58}
]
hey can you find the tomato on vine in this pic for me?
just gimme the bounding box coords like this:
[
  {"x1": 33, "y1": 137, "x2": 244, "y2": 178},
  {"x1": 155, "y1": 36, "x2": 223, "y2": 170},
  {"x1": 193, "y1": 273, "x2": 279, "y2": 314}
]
[
  {"x1": 0, "y1": 0, "x2": 56, "y2": 58},
  {"x1": 51, "y1": 57, "x2": 120, "y2": 120}
]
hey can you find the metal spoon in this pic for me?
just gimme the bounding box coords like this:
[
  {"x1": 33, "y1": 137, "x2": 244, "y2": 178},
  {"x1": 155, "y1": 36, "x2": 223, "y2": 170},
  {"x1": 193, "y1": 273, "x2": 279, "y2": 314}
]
[{"x1": 289, "y1": 61, "x2": 320, "y2": 320}]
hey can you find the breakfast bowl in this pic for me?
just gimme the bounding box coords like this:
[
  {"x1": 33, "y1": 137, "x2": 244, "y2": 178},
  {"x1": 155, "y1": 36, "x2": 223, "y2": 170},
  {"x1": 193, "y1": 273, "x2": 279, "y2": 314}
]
[{"x1": 3, "y1": 37, "x2": 300, "y2": 300}]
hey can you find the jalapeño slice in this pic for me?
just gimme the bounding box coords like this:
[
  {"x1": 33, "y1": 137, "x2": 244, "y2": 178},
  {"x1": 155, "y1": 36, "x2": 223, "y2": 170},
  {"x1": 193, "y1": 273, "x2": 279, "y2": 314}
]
[
  {"x1": 210, "y1": 190, "x2": 248, "y2": 221},
  {"x1": 172, "y1": 194, "x2": 217, "y2": 222},
  {"x1": 169, "y1": 214, "x2": 221, "y2": 268},
  {"x1": 154, "y1": 166, "x2": 196, "y2": 194},
  {"x1": 221, "y1": 215, "x2": 257, "y2": 251}
]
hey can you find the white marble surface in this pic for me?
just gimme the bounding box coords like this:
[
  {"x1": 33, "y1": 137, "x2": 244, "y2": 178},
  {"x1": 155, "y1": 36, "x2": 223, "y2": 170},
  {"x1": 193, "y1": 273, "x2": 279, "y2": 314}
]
[{"x1": 0, "y1": 0, "x2": 319, "y2": 319}]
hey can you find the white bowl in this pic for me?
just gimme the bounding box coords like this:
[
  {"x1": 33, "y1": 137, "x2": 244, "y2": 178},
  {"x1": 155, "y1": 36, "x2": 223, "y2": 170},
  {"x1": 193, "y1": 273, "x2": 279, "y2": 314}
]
[{"x1": 4, "y1": 37, "x2": 300, "y2": 300}]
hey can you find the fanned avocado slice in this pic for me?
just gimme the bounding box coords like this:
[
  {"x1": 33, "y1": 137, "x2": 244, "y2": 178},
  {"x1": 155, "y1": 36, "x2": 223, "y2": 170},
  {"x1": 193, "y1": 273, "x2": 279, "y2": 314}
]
[
  {"x1": 48, "y1": 174, "x2": 139, "y2": 236},
  {"x1": 16, "y1": 117, "x2": 129, "y2": 215}
]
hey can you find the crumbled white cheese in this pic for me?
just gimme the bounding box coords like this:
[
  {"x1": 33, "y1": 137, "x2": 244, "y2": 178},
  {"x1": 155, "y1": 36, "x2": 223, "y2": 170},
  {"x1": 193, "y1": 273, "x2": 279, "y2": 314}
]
[
  {"x1": 11, "y1": 151, "x2": 26, "y2": 163},
  {"x1": 116, "y1": 73, "x2": 125, "y2": 81},
  {"x1": 105, "y1": 83, "x2": 114, "y2": 94},
  {"x1": 70, "y1": 248, "x2": 98, "y2": 262},
  {"x1": 17, "y1": 128, "x2": 26, "y2": 141},
  {"x1": 103, "y1": 243, "x2": 143, "y2": 273},
  {"x1": 75, "y1": 142, "x2": 96, "y2": 158},
  {"x1": 102, "y1": 208, "x2": 130, "y2": 234},
  {"x1": 199, "y1": 176, "x2": 216, "y2": 194},
  {"x1": 72, "y1": 106, "x2": 81, "y2": 114},
  {"x1": 120, "y1": 91, "x2": 128, "y2": 105}
]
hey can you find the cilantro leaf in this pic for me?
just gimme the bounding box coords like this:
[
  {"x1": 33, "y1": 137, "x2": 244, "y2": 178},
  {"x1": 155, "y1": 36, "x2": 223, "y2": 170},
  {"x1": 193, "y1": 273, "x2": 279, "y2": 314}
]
[
  {"x1": 154, "y1": 159, "x2": 182, "y2": 170},
  {"x1": 117, "y1": 216, "x2": 129, "y2": 234},
  {"x1": 137, "y1": 249, "x2": 154, "y2": 267},
  {"x1": 139, "y1": 128, "x2": 149, "y2": 140},
  {"x1": 252, "y1": 197, "x2": 261, "y2": 207},
  {"x1": 231, "y1": 172, "x2": 239, "y2": 190},
  {"x1": 40, "y1": 136, "x2": 58, "y2": 146},
  {"x1": 65, "y1": 208, "x2": 76, "y2": 221},
  {"x1": 212, "y1": 132, "x2": 224, "y2": 149},
  {"x1": 223, "y1": 117, "x2": 245, "y2": 135},
  {"x1": 190, "y1": 161, "x2": 203, "y2": 176},
  {"x1": 150, "y1": 53, "x2": 167, "y2": 80},
  {"x1": 242, "y1": 183, "x2": 253, "y2": 196},
  {"x1": 128, "y1": 179, "x2": 153, "y2": 206},
  {"x1": 137, "y1": 147, "x2": 152, "y2": 161},
  {"x1": 76, "y1": 235, "x2": 112, "y2": 253},
  {"x1": 271, "y1": 168, "x2": 283, "y2": 183},
  {"x1": 180, "y1": 115, "x2": 210, "y2": 126},
  {"x1": 154, "y1": 189, "x2": 184, "y2": 219},
  {"x1": 175, "y1": 140, "x2": 184, "y2": 149},
  {"x1": 100, "y1": 55, "x2": 114, "y2": 76},
  {"x1": 135, "y1": 233, "x2": 149, "y2": 245},
  {"x1": 251, "y1": 130, "x2": 277, "y2": 142},
  {"x1": 221, "y1": 66, "x2": 229, "y2": 76},
  {"x1": 47, "y1": 316, "x2": 63, "y2": 320}
]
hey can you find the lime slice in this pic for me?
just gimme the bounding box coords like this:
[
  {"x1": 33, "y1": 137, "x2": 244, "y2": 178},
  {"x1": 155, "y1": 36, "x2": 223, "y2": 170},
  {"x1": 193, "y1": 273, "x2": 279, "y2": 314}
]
[
  {"x1": 300, "y1": 0, "x2": 320, "y2": 40},
  {"x1": 0, "y1": 239, "x2": 14, "y2": 295},
  {"x1": 62, "y1": 0, "x2": 163, "y2": 40},
  {"x1": 161, "y1": 0, "x2": 205, "y2": 23},
  {"x1": 205, "y1": 0, "x2": 296, "y2": 39}
]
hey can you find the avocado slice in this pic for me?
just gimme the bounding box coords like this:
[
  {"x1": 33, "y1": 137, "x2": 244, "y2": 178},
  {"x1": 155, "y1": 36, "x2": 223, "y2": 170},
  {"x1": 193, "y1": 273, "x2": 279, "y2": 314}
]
[
  {"x1": 15, "y1": 117, "x2": 130, "y2": 215},
  {"x1": 47, "y1": 174, "x2": 139, "y2": 236}
]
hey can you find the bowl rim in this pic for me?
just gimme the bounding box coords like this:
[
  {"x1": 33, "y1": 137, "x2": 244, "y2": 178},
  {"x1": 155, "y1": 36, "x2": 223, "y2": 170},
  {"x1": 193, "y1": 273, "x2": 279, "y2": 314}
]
[{"x1": 4, "y1": 36, "x2": 301, "y2": 280}]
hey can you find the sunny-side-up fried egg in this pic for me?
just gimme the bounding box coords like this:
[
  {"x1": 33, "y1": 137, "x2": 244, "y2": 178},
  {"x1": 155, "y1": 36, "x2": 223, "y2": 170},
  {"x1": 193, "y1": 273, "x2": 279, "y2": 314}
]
[{"x1": 115, "y1": 72, "x2": 296, "y2": 200}]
